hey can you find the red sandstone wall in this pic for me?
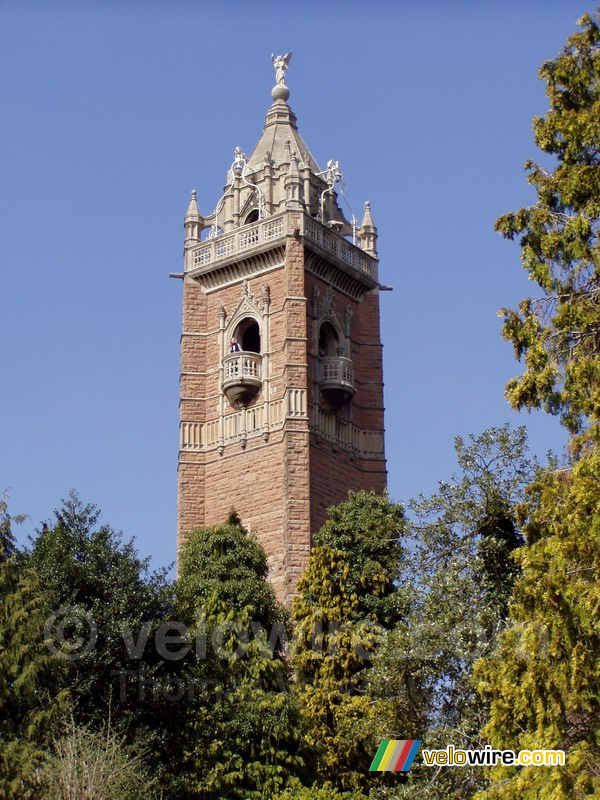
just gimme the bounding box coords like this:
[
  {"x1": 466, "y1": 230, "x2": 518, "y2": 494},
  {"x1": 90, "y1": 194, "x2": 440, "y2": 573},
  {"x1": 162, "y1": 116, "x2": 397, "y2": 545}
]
[{"x1": 177, "y1": 230, "x2": 386, "y2": 601}]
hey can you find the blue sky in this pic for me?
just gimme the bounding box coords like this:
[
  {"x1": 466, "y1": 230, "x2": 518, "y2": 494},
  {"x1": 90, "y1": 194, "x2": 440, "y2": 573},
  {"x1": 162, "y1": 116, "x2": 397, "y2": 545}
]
[{"x1": 1, "y1": 1, "x2": 581, "y2": 573}]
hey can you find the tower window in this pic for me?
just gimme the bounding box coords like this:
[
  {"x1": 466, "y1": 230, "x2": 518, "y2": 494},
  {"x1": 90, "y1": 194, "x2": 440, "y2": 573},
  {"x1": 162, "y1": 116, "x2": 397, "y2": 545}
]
[
  {"x1": 318, "y1": 321, "x2": 340, "y2": 357},
  {"x1": 244, "y1": 210, "x2": 260, "y2": 225},
  {"x1": 234, "y1": 318, "x2": 261, "y2": 353}
]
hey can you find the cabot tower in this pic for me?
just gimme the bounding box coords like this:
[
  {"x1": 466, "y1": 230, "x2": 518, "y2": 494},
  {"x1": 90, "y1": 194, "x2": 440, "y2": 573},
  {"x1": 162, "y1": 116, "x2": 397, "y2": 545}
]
[{"x1": 177, "y1": 55, "x2": 386, "y2": 601}]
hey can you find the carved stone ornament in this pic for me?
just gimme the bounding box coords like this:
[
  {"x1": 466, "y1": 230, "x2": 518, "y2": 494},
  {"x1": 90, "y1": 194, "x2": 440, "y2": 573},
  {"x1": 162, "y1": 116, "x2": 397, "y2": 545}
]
[
  {"x1": 344, "y1": 305, "x2": 353, "y2": 336},
  {"x1": 312, "y1": 286, "x2": 321, "y2": 317},
  {"x1": 271, "y1": 52, "x2": 292, "y2": 85},
  {"x1": 261, "y1": 283, "x2": 271, "y2": 309}
]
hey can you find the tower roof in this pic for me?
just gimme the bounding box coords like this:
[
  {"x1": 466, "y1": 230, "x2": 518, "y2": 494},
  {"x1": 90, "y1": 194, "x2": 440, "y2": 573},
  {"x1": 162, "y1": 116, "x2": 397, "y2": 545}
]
[{"x1": 246, "y1": 57, "x2": 320, "y2": 173}]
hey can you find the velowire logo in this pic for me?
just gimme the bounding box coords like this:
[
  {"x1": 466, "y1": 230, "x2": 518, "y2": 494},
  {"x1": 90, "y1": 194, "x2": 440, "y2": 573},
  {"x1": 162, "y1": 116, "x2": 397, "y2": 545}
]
[{"x1": 369, "y1": 739, "x2": 422, "y2": 772}]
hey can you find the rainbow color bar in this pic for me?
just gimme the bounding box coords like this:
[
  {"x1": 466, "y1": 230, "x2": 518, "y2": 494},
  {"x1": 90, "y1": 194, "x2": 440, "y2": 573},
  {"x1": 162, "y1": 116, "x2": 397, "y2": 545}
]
[{"x1": 369, "y1": 739, "x2": 422, "y2": 772}]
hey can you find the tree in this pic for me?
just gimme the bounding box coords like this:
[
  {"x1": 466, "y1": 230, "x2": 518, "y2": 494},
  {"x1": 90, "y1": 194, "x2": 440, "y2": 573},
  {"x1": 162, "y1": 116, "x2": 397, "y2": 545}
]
[
  {"x1": 473, "y1": 15, "x2": 600, "y2": 798},
  {"x1": 0, "y1": 497, "x2": 69, "y2": 799},
  {"x1": 26, "y1": 492, "x2": 178, "y2": 792},
  {"x1": 495, "y1": 11, "x2": 600, "y2": 447},
  {"x1": 291, "y1": 492, "x2": 406, "y2": 791},
  {"x1": 175, "y1": 515, "x2": 304, "y2": 799},
  {"x1": 473, "y1": 452, "x2": 600, "y2": 799},
  {"x1": 176, "y1": 510, "x2": 285, "y2": 632},
  {"x1": 368, "y1": 427, "x2": 531, "y2": 800}
]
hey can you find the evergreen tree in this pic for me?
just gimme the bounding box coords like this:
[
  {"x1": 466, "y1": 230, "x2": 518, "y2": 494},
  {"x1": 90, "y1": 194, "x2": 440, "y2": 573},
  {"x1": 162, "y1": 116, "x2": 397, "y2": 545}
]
[
  {"x1": 474, "y1": 453, "x2": 600, "y2": 799},
  {"x1": 26, "y1": 492, "x2": 178, "y2": 790},
  {"x1": 175, "y1": 515, "x2": 303, "y2": 799},
  {"x1": 0, "y1": 498, "x2": 69, "y2": 798},
  {"x1": 291, "y1": 492, "x2": 406, "y2": 791},
  {"x1": 176, "y1": 509, "x2": 285, "y2": 631},
  {"x1": 473, "y1": 14, "x2": 600, "y2": 798},
  {"x1": 495, "y1": 11, "x2": 600, "y2": 448}
]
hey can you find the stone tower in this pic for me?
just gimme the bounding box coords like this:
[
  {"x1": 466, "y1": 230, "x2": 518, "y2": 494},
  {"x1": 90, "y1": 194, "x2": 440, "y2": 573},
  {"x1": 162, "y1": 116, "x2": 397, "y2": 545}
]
[{"x1": 177, "y1": 56, "x2": 386, "y2": 601}]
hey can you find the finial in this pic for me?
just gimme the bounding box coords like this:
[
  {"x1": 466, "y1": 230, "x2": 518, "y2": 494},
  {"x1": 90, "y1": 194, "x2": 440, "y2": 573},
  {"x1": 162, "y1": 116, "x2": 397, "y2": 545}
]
[
  {"x1": 361, "y1": 200, "x2": 375, "y2": 228},
  {"x1": 232, "y1": 147, "x2": 246, "y2": 177},
  {"x1": 271, "y1": 52, "x2": 292, "y2": 102},
  {"x1": 185, "y1": 188, "x2": 201, "y2": 223}
]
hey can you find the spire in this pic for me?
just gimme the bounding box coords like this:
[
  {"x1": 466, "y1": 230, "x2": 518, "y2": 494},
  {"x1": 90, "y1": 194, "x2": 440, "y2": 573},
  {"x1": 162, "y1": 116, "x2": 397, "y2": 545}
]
[
  {"x1": 185, "y1": 189, "x2": 201, "y2": 222},
  {"x1": 285, "y1": 150, "x2": 303, "y2": 210},
  {"x1": 360, "y1": 200, "x2": 375, "y2": 229},
  {"x1": 184, "y1": 189, "x2": 203, "y2": 244},
  {"x1": 359, "y1": 201, "x2": 378, "y2": 257},
  {"x1": 246, "y1": 54, "x2": 320, "y2": 173}
]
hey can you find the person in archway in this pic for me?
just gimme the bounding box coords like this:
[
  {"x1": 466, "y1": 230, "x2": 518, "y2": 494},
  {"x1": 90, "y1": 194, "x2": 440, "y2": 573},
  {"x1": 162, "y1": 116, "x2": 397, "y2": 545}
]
[{"x1": 229, "y1": 338, "x2": 241, "y2": 353}]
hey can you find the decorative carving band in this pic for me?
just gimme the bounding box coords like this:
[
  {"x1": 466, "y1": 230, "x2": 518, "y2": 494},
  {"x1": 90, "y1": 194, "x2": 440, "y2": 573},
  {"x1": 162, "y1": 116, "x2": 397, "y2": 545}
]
[
  {"x1": 180, "y1": 389, "x2": 307, "y2": 453},
  {"x1": 180, "y1": 392, "x2": 384, "y2": 461},
  {"x1": 304, "y1": 250, "x2": 373, "y2": 302},
  {"x1": 309, "y1": 403, "x2": 385, "y2": 460},
  {"x1": 189, "y1": 245, "x2": 286, "y2": 294}
]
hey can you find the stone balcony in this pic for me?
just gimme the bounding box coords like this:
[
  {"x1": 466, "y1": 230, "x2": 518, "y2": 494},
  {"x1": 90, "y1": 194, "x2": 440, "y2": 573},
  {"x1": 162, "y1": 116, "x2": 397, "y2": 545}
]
[
  {"x1": 189, "y1": 214, "x2": 286, "y2": 276},
  {"x1": 185, "y1": 212, "x2": 378, "y2": 299},
  {"x1": 303, "y1": 217, "x2": 377, "y2": 284},
  {"x1": 222, "y1": 352, "x2": 263, "y2": 408},
  {"x1": 318, "y1": 355, "x2": 355, "y2": 409}
]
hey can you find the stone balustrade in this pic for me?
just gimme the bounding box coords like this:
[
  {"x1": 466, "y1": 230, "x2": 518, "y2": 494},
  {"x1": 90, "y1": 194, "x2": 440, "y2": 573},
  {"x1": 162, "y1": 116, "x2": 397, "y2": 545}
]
[
  {"x1": 190, "y1": 214, "x2": 286, "y2": 272},
  {"x1": 186, "y1": 212, "x2": 377, "y2": 284}
]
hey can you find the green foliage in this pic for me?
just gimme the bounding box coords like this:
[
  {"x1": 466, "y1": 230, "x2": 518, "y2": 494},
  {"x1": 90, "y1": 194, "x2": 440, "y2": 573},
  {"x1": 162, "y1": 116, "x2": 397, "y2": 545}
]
[
  {"x1": 313, "y1": 491, "x2": 406, "y2": 625},
  {"x1": 474, "y1": 451, "x2": 600, "y2": 800},
  {"x1": 0, "y1": 498, "x2": 69, "y2": 799},
  {"x1": 274, "y1": 779, "x2": 368, "y2": 799},
  {"x1": 369, "y1": 427, "x2": 531, "y2": 800},
  {"x1": 175, "y1": 516, "x2": 303, "y2": 799},
  {"x1": 495, "y1": 11, "x2": 600, "y2": 444},
  {"x1": 27, "y1": 491, "x2": 169, "y2": 710},
  {"x1": 177, "y1": 515, "x2": 285, "y2": 631},
  {"x1": 37, "y1": 719, "x2": 156, "y2": 800},
  {"x1": 291, "y1": 492, "x2": 406, "y2": 791},
  {"x1": 479, "y1": 15, "x2": 600, "y2": 797},
  {"x1": 25, "y1": 492, "x2": 177, "y2": 790}
]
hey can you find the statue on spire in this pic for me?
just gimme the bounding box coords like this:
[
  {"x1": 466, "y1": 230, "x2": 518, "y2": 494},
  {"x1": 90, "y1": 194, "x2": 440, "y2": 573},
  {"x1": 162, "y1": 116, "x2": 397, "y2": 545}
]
[{"x1": 271, "y1": 52, "x2": 292, "y2": 85}]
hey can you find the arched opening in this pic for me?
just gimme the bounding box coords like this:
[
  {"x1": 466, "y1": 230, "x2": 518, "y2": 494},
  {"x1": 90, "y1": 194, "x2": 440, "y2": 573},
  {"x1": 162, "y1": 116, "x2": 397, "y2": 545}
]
[
  {"x1": 234, "y1": 318, "x2": 261, "y2": 353},
  {"x1": 223, "y1": 317, "x2": 263, "y2": 408},
  {"x1": 317, "y1": 320, "x2": 354, "y2": 409},
  {"x1": 318, "y1": 321, "x2": 340, "y2": 357},
  {"x1": 244, "y1": 210, "x2": 260, "y2": 225}
]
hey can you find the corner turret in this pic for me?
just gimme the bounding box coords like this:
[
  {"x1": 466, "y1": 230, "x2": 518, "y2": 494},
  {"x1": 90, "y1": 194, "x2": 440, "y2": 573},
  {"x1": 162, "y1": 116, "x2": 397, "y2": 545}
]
[
  {"x1": 359, "y1": 201, "x2": 378, "y2": 257},
  {"x1": 184, "y1": 190, "x2": 203, "y2": 246},
  {"x1": 285, "y1": 147, "x2": 304, "y2": 210}
]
